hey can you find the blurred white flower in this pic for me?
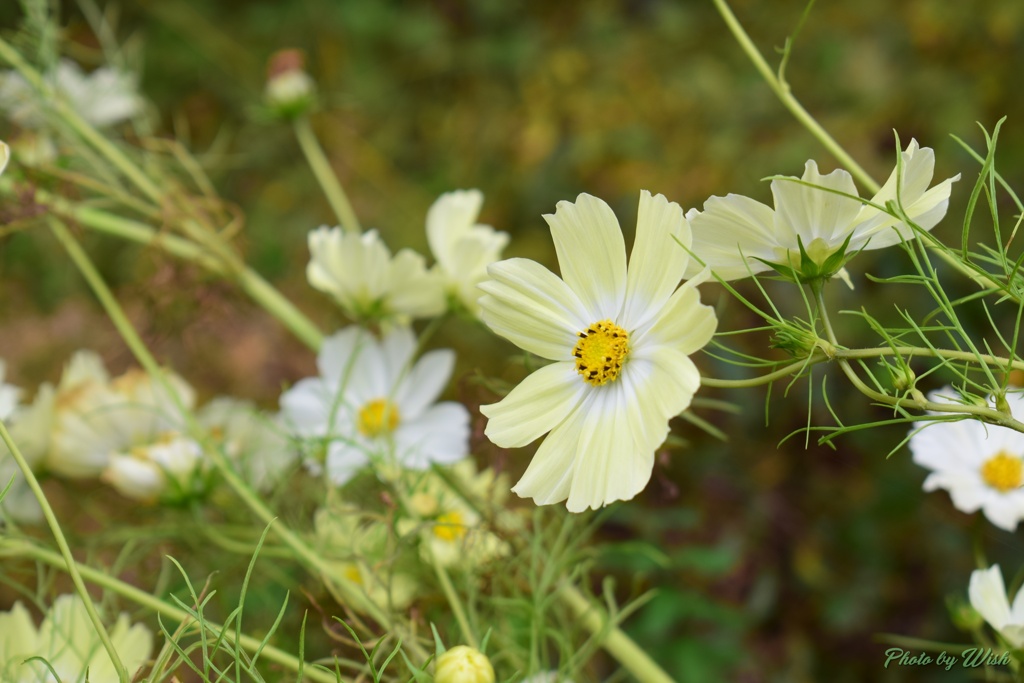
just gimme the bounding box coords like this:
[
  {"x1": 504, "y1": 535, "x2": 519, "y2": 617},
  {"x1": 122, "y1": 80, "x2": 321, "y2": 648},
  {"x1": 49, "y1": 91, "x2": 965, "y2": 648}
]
[
  {"x1": 279, "y1": 326, "x2": 469, "y2": 485},
  {"x1": 102, "y1": 434, "x2": 203, "y2": 503},
  {"x1": 198, "y1": 397, "x2": 295, "y2": 491},
  {"x1": 522, "y1": 674, "x2": 574, "y2": 683},
  {"x1": 0, "y1": 59, "x2": 140, "y2": 129},
  {"x1": 426, "y1": 189, "x2": 508, "y2": 315},
  {"x1": 910, "y1": 388, "x2": 1024, "y2": 531},
  {"x1": 683, "y1": 139, "x2": 959, "y2": 282},
  {"x1": 969, "y1": 565, "x2": 1024, "y2": 648},
  {"x1": 0, "y1": 358, "x2": 20, "y2": 421},
  {"x1": 0, "y1": 140, "x2": 9, "y2": 176},
  {"x1": 0, "y1": 594, "x2": 152, "y2": 683},
  {"x1": 480, "y1": 191, "x2": 717, "y2": 512},
  {"x1": 264, "y1": 49, "x2": 315, "y2": 119},
  {"x1": 306, "y1": 227, "x2": 445, "y2": 326}
]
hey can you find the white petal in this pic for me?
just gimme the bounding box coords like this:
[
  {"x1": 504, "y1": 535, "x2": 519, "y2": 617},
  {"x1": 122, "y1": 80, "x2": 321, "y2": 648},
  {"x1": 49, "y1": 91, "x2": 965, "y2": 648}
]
[
  {"x1": 683, "y1": 194, "x2": 779, "y2": 280},
  {"x1": 566, "y1": 382, "x2": 652, "y2": 512},
  {"x1": 393, "y1": 402, "x2": 470, "y2": 469},
  {"x1": 771, "y1": 161, "x2": 862, "y2": 246},
  {"x1": 633, "y1": 277, "x2": 717, "y2": 356},
  {"x1": 387, "y1": 249, "x2": 446, "y2": 318},
  {"x1": 970, "y1": 565, "x2": 1013, "y2": 630},
  {"x1": 628, "y1": 346, "x2": 702, "y2": 421},
  {"x1": 982, "y1": 493, "x2": 1024, "y2": 532},
  {"x1": 395, "y1": 349, "x2": 455, "y2": 420},
  {"x1": 544, "y1": 193, "x2": 627, "y2": 320},
  {"x1": 317, "y1": 327, "x2": 372, "y2": 383},
  {"x1": 325, "y1": 441, "x2": 370, "y2": 485},
  {"x1": 479, "y1": 258, "x2": 588, "y2": 360},
  {"x1": 427, "y1": 189, "x2": 484, "y2": 271},
  {"x1": 481, "y1": 362, "x2": 586, "y2": 448},
  {"x1": 621, "y1": 191, "x2": 690, "y2": 329},
  {"x1": 512, "y1": 394, "x2": 591, "y2": 506},
  {"x1": 279, "y1": 377, "x2": 341, "y2": 436}
]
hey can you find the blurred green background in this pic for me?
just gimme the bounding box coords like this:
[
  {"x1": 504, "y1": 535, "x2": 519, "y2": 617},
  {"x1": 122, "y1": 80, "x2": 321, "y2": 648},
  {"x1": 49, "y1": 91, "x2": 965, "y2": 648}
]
[{"x1": 3, "y1": 0, "x2": 1024, "y2": 681}]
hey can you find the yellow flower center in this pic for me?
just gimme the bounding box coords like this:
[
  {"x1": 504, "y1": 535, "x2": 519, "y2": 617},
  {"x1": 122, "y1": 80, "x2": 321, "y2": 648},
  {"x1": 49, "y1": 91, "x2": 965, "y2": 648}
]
[
  {"x1": 342, "y1": 563, "x2": 363, "y2": 585},
  {"x1": 572, "y1": 320, "x2": 629, "y2": 386},
  {"x1": 981, "y1": 450, "x2": 1023, "y2": 493},
  {"x1": 433, "y1": 511, "x2": 467, "y2": 542},
  {"x1": 357, "y1": 399, "x2": 400, "y2": 437}
]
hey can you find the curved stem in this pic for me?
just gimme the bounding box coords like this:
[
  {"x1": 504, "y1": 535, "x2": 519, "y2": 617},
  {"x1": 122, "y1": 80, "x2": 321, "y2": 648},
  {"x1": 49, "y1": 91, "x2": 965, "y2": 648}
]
[
  {"x1": 559, "y1": 584, "x2": 675, "y2": 683},
  {"x1": 0, "y1": 422, "x2": 129, "y2": 683},
  {"x1": 812, "y1": 285, "x2": 1024, "y2": 432},
  {"x1": 293, "y1": 116, "x2": 362, "y2": 234},
  {"x1": 701, "y1": 346, "x2": 1024, "y2": 388}
]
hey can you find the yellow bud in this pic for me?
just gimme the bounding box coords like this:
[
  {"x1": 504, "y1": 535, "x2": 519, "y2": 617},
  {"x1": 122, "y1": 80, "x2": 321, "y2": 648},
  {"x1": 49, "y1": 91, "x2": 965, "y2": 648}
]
[{"x1": 434, "y1": 645, "x2": 495, "y2": 683}]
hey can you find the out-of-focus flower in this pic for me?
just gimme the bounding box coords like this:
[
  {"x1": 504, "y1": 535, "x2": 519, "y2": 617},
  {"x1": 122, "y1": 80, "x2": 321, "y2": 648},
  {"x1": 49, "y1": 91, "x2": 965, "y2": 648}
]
[
  {"x1": 280, "y1": 326, "x2": 469, "y2": 485},
  {"x1": 0, "y1": 594, "x2": 152, "y2": 683},
  {"x1": 0, "y1": 140, "x2": 9, "y2": 176},
  {"x1": 48, "y1": 356, "x2": 195, "y2": 480},
  {"x1": 306, "y1": 227, "x2": 445, "y2": 326},
  {"x1": 426, "y1": 189, "x2": 508, "y2": 315},
  {"x1": 479, "y1": 191, "x2": 717, "y2": 512},
  {"x1": 522, "y1": 674, "x2": 574, "y2": 683},
  {"x1": 434, "y1": 645, "x2": 495, "y2": 683},
  {"x1": 0, "y1": 59, "x2": 140, "y2": 129},
  {"x1": 264, "y1": 48, "x2": 316, "y2": 119},
  {"x1": 683, "y1": 139, "x2": 959, "y2": 282},
  {"x1": 102, "y1": 434, "x2": 204, "y2": 503},
  {"x1": 969, "y1": 565, "x2": 1024, "y2": 648},
  {"x1": 910, "y1": 388, "x2": 1024, "y2": 531},
  {"x1": 398, "y1": 461, "x2": 510, "y2": 568},
  {"x1": 198, "y1": 398, "x2": 294, "y2": 491},
  {"x1": 0, "y1": 359, "x2": 20, "y2": 421}
]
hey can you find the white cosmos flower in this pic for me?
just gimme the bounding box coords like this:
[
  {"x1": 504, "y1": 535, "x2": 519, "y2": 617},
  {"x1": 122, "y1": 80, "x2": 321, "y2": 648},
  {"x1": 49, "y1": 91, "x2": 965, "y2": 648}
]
[
  {"x1": 969, "y1": 565, "x2": 1024, "y2": 648},
  {"x1": 0, "y1": 358, "x2": 20, "y2": 421},
  {"x1": 0, "y1": 59, "x2": 140, "y2": 129},
  {"x1": 307, "y1": 227, "x2": 445, "y2": 326},
  {"x1": 910, "y1": 388, "x2": 1024, "y2": 531},
  {"x1": 102, "y1": 434, "x2": 204, "y2": 503},
  {"x1": 0, "y1": 140, "x2": 9, "y2": 176},
  {"x1": 479, "y1": 191, "x2": 717, "y2": 512},
  {"x1": 683, "y1": 139, "x2": 959, "y2": 281},
  {"x1": 426, "y1": 189, "x2": 509, "y2": 315},
  {"x1": 279, "y1": 326, "x2": 470, "y2": 485},
  {"x1": 198, "y1": 397, "x2": 294, "y2": 491},
  {"x1": 0, "y1": 594, "x2": 152, "y2": 683}
]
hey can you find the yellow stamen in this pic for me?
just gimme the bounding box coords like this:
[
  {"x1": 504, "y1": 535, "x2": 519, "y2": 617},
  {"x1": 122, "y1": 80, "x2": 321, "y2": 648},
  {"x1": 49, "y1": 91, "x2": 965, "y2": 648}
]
[
  {"x1": 981, "y1": 450, "x2": 1023, "y2": 493},
  {"x1": 572, "y1": 319, "x2": 629, "y2": 386},
  {"x1": 433, "y1": 511, "x2": 467, "y2": 542},
  {"x1": 357, "y1": 398, "x2": 400, "y2": 437}
]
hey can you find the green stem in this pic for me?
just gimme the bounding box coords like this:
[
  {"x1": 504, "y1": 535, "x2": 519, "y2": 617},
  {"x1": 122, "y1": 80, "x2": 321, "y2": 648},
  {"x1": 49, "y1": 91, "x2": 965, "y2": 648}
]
[
  {"x1": 48, "y1": 218, "x2": 427, "y2": 662},
  {"x1": 559, "y1": 584, "x2": 675, "y2": 683},
  {"x1": 293, "y1": 116, "x2": 362, "y2": 234},
  {"x1": 701, "y1": 346, "x2": 1024, "y2": 388},
  {"x1": 811, "y1": 284, "x2": 1024, "y2": 432},
  {"x1": 0, "y1": 36, "x2": 163, "y2": 204},
  {"x1": 0, "y1": 422, "x2": 129, "y2": 683},
  {"x1": 430, "y1": 552, "x2": 478, "y2": 650},
  {"x1": 0, "y1": 540, "x2": 342, "y2": 683},
  {"x1": 710, "y1": 0, "x2": 878, "y2": 192},
  {"x1": 20, "y1": 186, "x2": 325, "y2": 351}
]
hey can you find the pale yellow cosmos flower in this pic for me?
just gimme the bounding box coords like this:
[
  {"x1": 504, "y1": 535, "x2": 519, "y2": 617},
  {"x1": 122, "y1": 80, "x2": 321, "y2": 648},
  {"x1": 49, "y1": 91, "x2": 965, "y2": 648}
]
[{"x1": 479, "y1": 191, "x2": 717, "y2": 512}]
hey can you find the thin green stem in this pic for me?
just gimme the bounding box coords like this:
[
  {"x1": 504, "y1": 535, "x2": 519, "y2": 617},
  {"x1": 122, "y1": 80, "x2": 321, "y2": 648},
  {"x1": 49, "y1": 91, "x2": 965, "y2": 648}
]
[
  {"x1": 293, "y1": 116, "x2": 362, "y2": 234},
  {"x1": 558, "y1": 584, "x2": 675, "y2": 683},
  {"x1": 430, "y1": 552, "x2": 478, "y2": 649},
  {"x1": 0, "y1": 422, "x2": 129, "y2": 683},
  {"x1": 812, "y1": 285, "x2": 1024, "y2": 432},
  {"x1": 0, "y1": 540, "x2": 342, "y2": 683},
  {"x1": 701, "y1": 346, "x2": 1024, "y2": 388},
  {"x1": 710, "y1": 0, "x2": 878, "y2": 192},
  {"x1": 0, "y1": 36, "x2": 163, "y2": 204},
  {"x1": 49, "y1": 219, "x2": 427, "y2": 661}
]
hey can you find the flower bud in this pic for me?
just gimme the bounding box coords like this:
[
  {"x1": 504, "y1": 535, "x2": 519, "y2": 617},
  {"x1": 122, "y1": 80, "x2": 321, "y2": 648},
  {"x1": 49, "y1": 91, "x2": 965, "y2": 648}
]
[
  {"x1": 264, "y1": 49, "x2": 316, "y2": 119},
  {"x1": 434, "y1": 645, "x2": 495, "y2": 683}
]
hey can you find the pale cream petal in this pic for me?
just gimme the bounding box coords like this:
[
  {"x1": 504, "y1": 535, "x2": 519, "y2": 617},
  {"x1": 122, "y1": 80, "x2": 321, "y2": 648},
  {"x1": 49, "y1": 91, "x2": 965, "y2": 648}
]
[
  {"x1": 633, "y1": 277, "x2": 717, "y2": 356},
  {"x1": 0, "y1": 141, "x2": 9, "y2": 176},
  {"x1": 627, "y1": 346, "x2": 701, "y2": 421},
  {"x1": 511, "y1": 393, "x2": 592, "y2": 506},
  {"x1": 387, "y1": 249, "x2": 446, "y2": 318},
  {"x1": 544, "y1": 193, "x2": 627, "y2": 320},
  {"x1": 481, "y1": 362, "x2": 586, "y2": 448},
  {"x1": 683, "y1": 194, "x2": 778, "y2": 280},
  {"x1": 0, "y1": 601, "x2": 38, "y2": 660},
  {"x1": 566, "y1": 383, "x2": 651, "y2": 512},
  {"x1": 620, "y1": 190, "x2": 691, "y2": 329},
  {"x1": 426, "y1": 189, "x2": 484, "y2": 272},
  {"x1": 970, "y1": 566, "x2": 1013, "y2": 630},
  {"x1": 479, "y1": 258, "x2": 588, "y2": 360},
  {"x1": 771, "y1": 161, "x2": 862, "y2": 246}
]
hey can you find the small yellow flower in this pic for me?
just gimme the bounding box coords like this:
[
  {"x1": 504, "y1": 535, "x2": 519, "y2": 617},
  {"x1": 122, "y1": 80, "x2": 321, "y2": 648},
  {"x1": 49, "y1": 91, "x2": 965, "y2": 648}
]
[{"x1": 434, "y1": 645, "x2": 495, "y2": 683}]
